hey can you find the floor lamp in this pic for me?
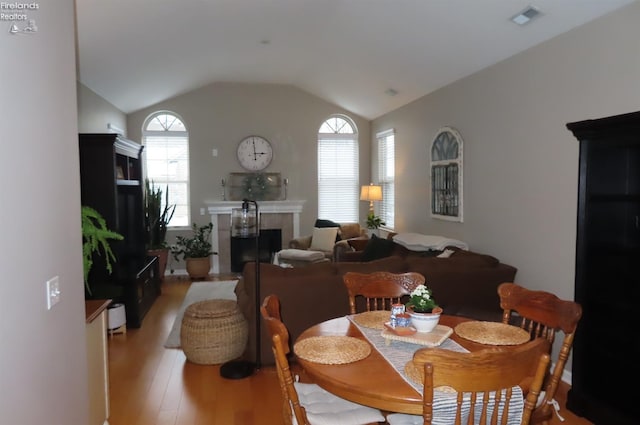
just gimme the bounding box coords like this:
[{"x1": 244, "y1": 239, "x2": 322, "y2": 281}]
[{"x1": 220, "y1": 199, "x2": 261, "y2": 379}]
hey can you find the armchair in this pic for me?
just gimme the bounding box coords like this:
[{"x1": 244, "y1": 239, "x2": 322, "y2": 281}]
[{"x1": 288, "y1": 221, "x2": 367, "y2": 261}]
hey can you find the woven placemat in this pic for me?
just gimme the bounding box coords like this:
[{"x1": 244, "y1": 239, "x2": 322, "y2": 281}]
[
  {"x1": 294, "y1": 336, "x2": 371, "y2": 364},
  {"x1": 454, "y1": 321, "x2": 530, "y2": 346},
  {"x1": 352, "y1": 310, "x2": 391, "y2": 330}
]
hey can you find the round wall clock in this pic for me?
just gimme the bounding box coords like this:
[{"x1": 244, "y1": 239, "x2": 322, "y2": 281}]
[{"x1": 236, "y1": 135, "x2": 273, "y2": 171}]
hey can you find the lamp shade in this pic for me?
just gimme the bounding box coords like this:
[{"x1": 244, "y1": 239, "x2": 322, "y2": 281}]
[{"x1": 360, "y1": 185, "x2": 382, "y2": 202}]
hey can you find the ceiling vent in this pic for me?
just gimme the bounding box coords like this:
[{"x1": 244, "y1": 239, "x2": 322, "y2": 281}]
[{"x1": 511, "y1": 6, "x2": 541, "y2": 26}]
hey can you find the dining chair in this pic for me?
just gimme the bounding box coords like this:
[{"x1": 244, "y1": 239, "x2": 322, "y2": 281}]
[
  {"x1": 343, "y1": 271, "x2": 425, "y2": 314},
  {"x1": 261, "y1": 291, "x2": 282, "y2": 321},
  {"x1": 387, "y1": 337, "x2": 551, "y2": 425},
  {"x1": 497, "y1": 283, "x2": 583, "y2": 425},
  {"x1": 259, "y1": 294, "x2": 386, "y2": 425}
]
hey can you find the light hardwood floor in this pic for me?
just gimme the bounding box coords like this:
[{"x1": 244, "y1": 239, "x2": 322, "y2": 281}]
[{"x1": 107, "y1": 276, "x2": 594, "y2": 425}]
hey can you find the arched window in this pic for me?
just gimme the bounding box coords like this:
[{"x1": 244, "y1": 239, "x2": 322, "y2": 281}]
[
  {"x1": 431, "y1": 126, "x2": 463, "y2": 222},
  {"x1": 142, "y1": 111, "x2": 190, "y2": 227},
  {"x1": 317, "y1": 115, "x2": 359, "y2": 222}
]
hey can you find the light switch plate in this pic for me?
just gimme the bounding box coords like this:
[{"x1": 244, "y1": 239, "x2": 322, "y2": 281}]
[{"x1": 46, "y1": 276, "x2": 61, "y2": 310}]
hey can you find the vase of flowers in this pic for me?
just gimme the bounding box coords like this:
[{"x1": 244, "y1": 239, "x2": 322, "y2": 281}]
[{"x1": 405, "y1": 284, "x2": 442, "y2": 333}]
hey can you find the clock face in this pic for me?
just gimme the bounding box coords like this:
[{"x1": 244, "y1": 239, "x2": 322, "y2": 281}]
[{"x1": 237, "y1": 136, "x2": 273, "y2": 171}]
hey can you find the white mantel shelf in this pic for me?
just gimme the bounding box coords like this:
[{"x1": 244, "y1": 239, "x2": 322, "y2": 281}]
[
  {"x1": 204, "y1": 200, "x2": 306, "y2": 273},
  {"x1": 204, "y1": 200, "x2": 305, "y2": 215}
]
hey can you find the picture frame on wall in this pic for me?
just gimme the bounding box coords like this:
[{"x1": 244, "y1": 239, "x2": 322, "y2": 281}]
[
  {"x1": 430, "y1": 126, "x2": 464, "y2": 222},
  {"x1": 227, "y1": 172, "x2": 282, "y2": 201}
]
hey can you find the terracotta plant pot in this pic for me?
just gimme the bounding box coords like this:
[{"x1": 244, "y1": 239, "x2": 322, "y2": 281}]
[
  {"x1": 185, "y1": 257, "x2": 211, "y2": 280},
  {"x1": 147, "y1": 248, "x2": 169, "y2": 280}
]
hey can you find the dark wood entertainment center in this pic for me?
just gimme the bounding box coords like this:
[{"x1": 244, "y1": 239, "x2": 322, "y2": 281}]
[
  {"x1": 566, "y1": 111, "x2": 639, "y2": 425},
  {"x1": 79, "y1": 133, "x2": 160, "y2": 328}
]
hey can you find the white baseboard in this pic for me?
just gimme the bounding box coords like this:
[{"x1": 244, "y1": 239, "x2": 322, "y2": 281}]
[
  {"x1": 167, "y1": 268, "x2": 188, "y2": 276},
  {"x1": 167, "y1": 268, "x2": 233, "y2": 277},
  {"x1": 550, "y1": 360, "x2": 572, "y2": 385},
  {"x1": 562, "y1": 367, "x2": 572, "y2": 385}
]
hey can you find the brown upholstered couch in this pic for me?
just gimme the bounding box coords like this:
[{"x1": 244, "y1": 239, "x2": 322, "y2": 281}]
[{"x1": 235, "y1": 246, "x2": 517, "y2": 365}]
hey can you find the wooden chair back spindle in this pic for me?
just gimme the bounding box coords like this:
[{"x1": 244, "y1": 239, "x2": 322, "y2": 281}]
[
  {"x1": 411, "y1": 338, "x2": 551, "y2": 425},
  {"x1": 498, "y1": 283, "x2": 582, "y2": 425},
  {"x1": 261, "y1": 295, "x2": 305, "y2": 424},
  {"x1": 343, "y1": 271, "x2": 425, "y2": 314}
]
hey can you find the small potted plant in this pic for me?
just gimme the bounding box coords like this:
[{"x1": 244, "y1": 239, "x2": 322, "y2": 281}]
[
  {"x1": 171, "y1": 222, "x2": 216, "y2": 280},
  {"x1": 405, "y1": 284, "x2": 442, "y2": 333},
  {"x1": 144, "y1": 179, "x2": 176, "y2": 279},
  {"x1": 82, "y1": 206, "x2": 123, "y2": 296},
  {"x1": 366, "y1": 212, "x2": 386, "y2": 233}
]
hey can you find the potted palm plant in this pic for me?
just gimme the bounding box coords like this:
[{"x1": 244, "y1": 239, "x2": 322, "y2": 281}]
[
  {"x1": 171, "y1": 222, "x2": 215, "y2": 279},
  {"x1": 145, "y1": 179, "x2": 176, "y2": 280},
  {"x1": 82, "y1": 206, "x2": 123, "y2": 296}
]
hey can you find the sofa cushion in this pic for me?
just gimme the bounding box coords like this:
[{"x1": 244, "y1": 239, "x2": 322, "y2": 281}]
[
  {"x1": 450, "y1": 249, "x2": 499, "y2": 267},
  {"x1": 339, "y1": 223, "x2": 363, "y2": 240},
  {"x1": 347, "y1": 238, "x2": 369, "y2": 251},
  {"x1": 403, "y1": 255, "x2": 498, "y2": 277},
  {"x1": 310, "y1": 227, "x2": 339, "y2": 252},
  {"x1": 334, "y1": 255, "x2": 406, "y2": 275},
  {"x1": 242, "y1": 261, "x2": 337, "y2": 284},
  {"x1": 315, "y1": 218, "x2": 340, "y2": 228},
  {"x1": 361, "y1": 234, "x2": 395, "y2": 261},
  {"x1": 314, "y1": 218, "x2": 342, "y2": 242}
]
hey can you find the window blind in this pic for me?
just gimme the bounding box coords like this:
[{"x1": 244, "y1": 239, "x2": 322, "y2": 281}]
[
  {"x1": 317, "y1": 134, "x2": 359, "y2": 222},
  {"x1": 143, "y1": 134, "x2": 190, "y2": 227},
  {"x1": 377, "y1": 129, "x2": 395, "y2": 229}
]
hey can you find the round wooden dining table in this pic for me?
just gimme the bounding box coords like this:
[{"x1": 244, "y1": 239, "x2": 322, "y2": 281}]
[{"x1": 294, "y1": 314, "x2": 492, "y2": 415}]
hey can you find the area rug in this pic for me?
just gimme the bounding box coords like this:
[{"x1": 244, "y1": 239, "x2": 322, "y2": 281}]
[{"x1": 164, "y1": 280, "x2": 238, "y2": 348}]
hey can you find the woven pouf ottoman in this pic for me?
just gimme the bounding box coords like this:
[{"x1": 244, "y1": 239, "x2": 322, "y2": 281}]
[{"x1": 180, "y1": 299, "x2": 248, "y2": 365}]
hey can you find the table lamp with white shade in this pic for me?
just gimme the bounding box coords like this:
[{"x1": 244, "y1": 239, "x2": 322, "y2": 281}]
[{"x1": 360, "y1": 183, "x2": 382, "y2": 214}]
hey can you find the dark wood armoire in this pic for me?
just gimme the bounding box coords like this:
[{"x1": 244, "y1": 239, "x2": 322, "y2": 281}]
[
  {"x1": 566, "y1": 111, "x2": 639, "y2": 425},
  {"x1": 79, "y1": 133, "x2": 160, "y2": 328}
]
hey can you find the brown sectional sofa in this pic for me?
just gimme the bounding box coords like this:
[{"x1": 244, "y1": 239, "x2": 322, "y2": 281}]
[{"x1": 235, "y1": 247, "x2": 517, "y2": 365}]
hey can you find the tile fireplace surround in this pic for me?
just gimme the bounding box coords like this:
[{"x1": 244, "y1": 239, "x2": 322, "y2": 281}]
[{"x1": 204, "y1": 200, "x2": 305, "y2": 273}]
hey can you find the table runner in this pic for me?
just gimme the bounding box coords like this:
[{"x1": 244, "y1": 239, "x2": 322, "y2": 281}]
[{"x1": 348, "y1": 315, "x2": 524, "y2": 425}]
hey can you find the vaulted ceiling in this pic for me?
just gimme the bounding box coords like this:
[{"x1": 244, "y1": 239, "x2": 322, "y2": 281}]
[{"x1": 75, "y1": 0, "x2": 634, "y2": 120}]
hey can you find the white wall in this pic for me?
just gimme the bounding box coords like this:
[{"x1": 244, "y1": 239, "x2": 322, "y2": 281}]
[
  {"x1": 77, "y1": 82, "x2": 127, "y2": 135},
  {"x1": 372, "y1": 1, "x2": 640, "y2": 370},
  {"x1": 0, "y1": 2, "x2": 90, "y2": 424}
]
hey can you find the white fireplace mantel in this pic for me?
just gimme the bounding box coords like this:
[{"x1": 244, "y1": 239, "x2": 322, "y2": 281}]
[
  {"x1": 204, "y1": 200, "x2": 305, "y2": 273},
  {"x1": 205, "y1": 200, "x2": 305, "y2": 215}
]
